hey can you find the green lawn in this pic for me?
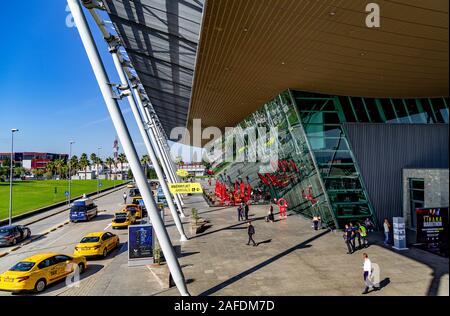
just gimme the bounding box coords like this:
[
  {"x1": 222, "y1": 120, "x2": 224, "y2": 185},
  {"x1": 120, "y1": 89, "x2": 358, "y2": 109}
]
[{"x1": 0, "y1": 180, "x2": 125, "y2": 221}]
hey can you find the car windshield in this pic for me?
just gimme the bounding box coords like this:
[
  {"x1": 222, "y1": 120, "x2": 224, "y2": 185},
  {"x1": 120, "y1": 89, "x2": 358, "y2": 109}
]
[
  {"x1": 10, "y1": 262, "x2": 35, "y2": 272},
  {"x1": 127, "y1": 207, "x2": 137, "y2": 212},
  {"x1": 0, "y1": 229, "x2": 12, "y2": 236},
  {"x1": 71, "y1": 206, "x2": 87, "y2": 213},
  {"x1": 80, "y1": 237, "x2": 100, "y2": 243}
]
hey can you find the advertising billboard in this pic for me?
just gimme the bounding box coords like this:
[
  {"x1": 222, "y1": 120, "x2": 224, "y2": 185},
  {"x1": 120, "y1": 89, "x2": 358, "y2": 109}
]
[
  {"x1": 416, "y1": 207, "x2": 449, "y2": 257},
  {"x1": 128, "y1": 224, "x2": 154, "y2": 266}
]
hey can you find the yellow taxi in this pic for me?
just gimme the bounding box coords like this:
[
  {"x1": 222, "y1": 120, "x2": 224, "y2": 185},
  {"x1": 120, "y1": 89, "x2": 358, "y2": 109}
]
[
  {"x1": 125, "y1": 204, "x2": 142, "y2": 219},
  {"x1": 73, "y1": 232, "x2": 120, "y2": 259},
  {"x1": 112, "y1": 210, "x2": 136, "y2": 229},
  {"x1": 126, "y1": 182, "x2": 136, "y2": 188},
  {"x1": 0, "y1": 253, "x2": 87, "y2": 293}
]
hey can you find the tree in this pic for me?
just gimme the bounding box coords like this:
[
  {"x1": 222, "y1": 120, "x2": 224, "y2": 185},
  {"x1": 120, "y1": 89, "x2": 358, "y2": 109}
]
[
  {"x1": 105, "y1": 157, "x2": 115, "y2": 180},
  {"x1": 79, "y1": 153, "x2": 90, "y2": 180},
  {"x1": 54, "y1": 159, "x2": 66, "y2": 179},
  {"x1": 118, "y1": 153, "x2": 127, "y2": 175},
  {"x1": 69, "y1": 155, "x2": 79, "y2": 178},
  {"x1": 46, "y1": 161, "x2": 56, "y2": 179},
  {"x1": 141, "y1": 155, "x2": 150, "y2": 178},
  {"x1": 32, "y1": 168, "x2": 45, "y2": 179},
  {"x1": 13, "y1": 166, "x2": 26, "y2": 178},
  {"x1": 90, "y1": 153, "x2": 98, "y2": 176}
]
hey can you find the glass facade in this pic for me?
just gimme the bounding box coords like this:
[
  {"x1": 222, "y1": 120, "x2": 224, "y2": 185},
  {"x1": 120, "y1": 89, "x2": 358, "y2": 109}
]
[{"x1": 215, "y1": 90, "x2": 449, "y2": 229}]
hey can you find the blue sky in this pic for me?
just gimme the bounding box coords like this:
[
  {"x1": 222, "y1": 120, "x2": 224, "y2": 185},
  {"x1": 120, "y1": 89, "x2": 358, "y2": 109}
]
[{"x1": 0, "y1": 1, "x2": 200, "y2": 162}]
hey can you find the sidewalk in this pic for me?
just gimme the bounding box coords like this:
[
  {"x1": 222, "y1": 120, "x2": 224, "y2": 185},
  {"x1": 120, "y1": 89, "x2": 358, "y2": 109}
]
[{"x1": 161, "y1": 194, "x2": 449, "y2": 296}]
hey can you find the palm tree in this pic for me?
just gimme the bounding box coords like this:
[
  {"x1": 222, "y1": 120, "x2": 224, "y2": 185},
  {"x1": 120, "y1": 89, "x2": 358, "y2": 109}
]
[
  {"x1": 96, "y1": 157, "x2": 103, "y2": 177},
  {"x1": 69, "y1": 155, "x2": 79, "y2": 178},
  {"x1": 79, "y1": 153, "x2": 90, "y2": 180},
  {"x1": 141, "y1": 155, "x2": 150, "y2": 178},
  {"x1": 54, "y1": 159, "x2": 66, "y2": 179},
  {"x1": 105, "y1": 157, "x2": 115, "y2": 180},
  {"x1": 118, "y1": 153, "x2": 127, "y2": 177},
  {"x1": 46, "y1": 161, "x2": 56, "y2": 178}
]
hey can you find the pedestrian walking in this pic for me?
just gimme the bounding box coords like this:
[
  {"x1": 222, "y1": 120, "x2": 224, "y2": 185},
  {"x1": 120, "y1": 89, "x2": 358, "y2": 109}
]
[
  {"x1": 344, "y1": 224, "x2": 355, "y2": 254},
  {"x1": 317, "y1": 216, "x2": 322, "y2": 230},
  {"x1": 362, "y1": 253, "x2": 379, "y2": 294},
  {"x1": 237, "y1": 205, "x2": 243, "y2": 221},
  {"x1": 349, "y1": 223, "x2": 357, "y2": 250},
  {"x1": 365, "y1": 217, "x2": 375, "y2": 232},
  {"x1": 123, "y1": 192, "x2": 127, "y2": 204},
  {"x1": 247, "y1": 221, "x2": 257, "y2": 246},
  {"x1": 266, "y1": 205, "x2": 275, "y2": 223},
  {"x1": 354, "y1": 223, "x2": 362, "y2": 249},
  {"x1": 359, "y1": 223, "x2": 369, "y2": 248},
  {"x1": 383, "y1": 218, "x2": 391, "y2": 246},
  {"x1": 244, "y1": 203, "x2": 250, "y2": 221}
]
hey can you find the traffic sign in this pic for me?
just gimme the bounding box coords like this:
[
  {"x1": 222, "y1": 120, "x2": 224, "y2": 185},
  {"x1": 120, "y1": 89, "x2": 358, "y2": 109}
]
[
  {"x1": 98, "y1": 182, "x2": 103, "y2": 187},
  {"x1": 64, "y1": 191, "x2": 70, "y2": 197},
  {"x1": 169, "y1": 183, "x2": 203, "y2": 194}
]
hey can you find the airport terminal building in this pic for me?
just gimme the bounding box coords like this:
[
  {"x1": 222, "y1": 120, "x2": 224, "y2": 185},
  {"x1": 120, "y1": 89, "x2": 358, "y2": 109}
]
[{"x1": 88, "y1": 0, "x2": 448, "y2": 229}]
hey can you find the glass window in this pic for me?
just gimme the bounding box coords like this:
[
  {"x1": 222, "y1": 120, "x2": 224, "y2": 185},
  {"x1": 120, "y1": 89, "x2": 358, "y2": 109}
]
[
  {"x1": 54, "y1": 255, "x2": 71, "y2": 263},
  {"x1": 419, "y1": 99, "x2": 437, "y2": 123},
  {"x1": 304, "y1": 125, "x2": 343, "y2": 138},
  {"x1": 296, "y1": 99, "x2": 335, "y2": 112},
  {"x1": 391, "y1": 99, "x2": 409, "y2": 122},
  {"x1": 364, "y1": 98, "x2": 383, "y2": 123},
  {"x1": 313, "y1": 150, "x2": 353, "y2": 165},
  {"x1": 378, "y1": 98, "x2": 398, "y2": 123},
  {"x1": 338, "y1": 97, "x2": 356, "y2": 122},
  {"x1": 430, "y1": 98, "x2": 447, "y2": 123},
  {"x1": 322, "y1": 164, "x2": 358, "y2": 178},
  {"x1": 309, "y1": 137, "x2": 349, "y2": 151},
  {"x1": 10, "y1": 262, "x2": 36, "y2": 272},
  {"x1": 80, "y1": 236, "x2": 100, "y2": 243},
  {"x1": 351, "y1": 97, "x2": 370, "y2": 122},
  {"x1": 404, "y1": 99, "x2": 427, "y2": 123}
]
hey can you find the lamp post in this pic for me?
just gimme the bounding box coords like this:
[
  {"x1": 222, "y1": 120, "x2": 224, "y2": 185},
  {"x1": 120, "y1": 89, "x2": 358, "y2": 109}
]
[
  {"x1": 9, "y1": 129, "x2": 19, "y2": 226},
  {"x1": 97, "y1": 146, "x2": 102, "y2": 196},
  {"x1": 68, "y1": 141, "x2": 75, "y2": 205}
]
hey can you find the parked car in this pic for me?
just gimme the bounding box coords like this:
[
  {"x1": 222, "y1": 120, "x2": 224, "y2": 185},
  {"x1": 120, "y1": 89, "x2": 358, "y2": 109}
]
[{"x1": 0, "y1": 225, "x2": 31, "y2": 247}]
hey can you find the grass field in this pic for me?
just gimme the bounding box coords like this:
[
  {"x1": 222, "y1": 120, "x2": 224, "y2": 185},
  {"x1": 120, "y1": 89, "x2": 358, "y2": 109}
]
[{"x1": 0, "y1": 180, "x2": 125, "y2": 221}]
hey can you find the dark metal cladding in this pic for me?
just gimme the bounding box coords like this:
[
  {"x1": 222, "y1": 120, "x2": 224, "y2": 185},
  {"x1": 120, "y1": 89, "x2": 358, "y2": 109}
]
[{"x1": 344, "y1": 123, "x2": 449, "y2": 226}]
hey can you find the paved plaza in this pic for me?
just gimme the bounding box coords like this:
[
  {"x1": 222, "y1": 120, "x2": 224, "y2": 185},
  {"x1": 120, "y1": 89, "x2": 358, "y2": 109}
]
[{"x1": 159, "y1": 195, "x2": 449, "y2": 296}]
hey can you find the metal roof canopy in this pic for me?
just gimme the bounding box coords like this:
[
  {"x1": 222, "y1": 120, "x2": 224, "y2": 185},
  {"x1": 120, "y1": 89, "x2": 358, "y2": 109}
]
[{"x1": 103, "y1": 0, "x2": 204, "y2": 136}]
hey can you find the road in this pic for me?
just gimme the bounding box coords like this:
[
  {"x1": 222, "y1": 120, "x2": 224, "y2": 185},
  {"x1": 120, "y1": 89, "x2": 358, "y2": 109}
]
[{"x1": 0, "y1": 187, "x2": 134, "y2": 296}]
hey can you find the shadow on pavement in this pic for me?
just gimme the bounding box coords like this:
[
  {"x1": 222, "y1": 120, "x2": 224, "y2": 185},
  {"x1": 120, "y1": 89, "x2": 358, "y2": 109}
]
[{"x1": 199, "y1": 230, "x2": 329, "y2": 296}]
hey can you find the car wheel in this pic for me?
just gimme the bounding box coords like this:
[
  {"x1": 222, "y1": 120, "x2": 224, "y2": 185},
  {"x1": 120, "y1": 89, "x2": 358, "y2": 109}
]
[
  {"x1": 78, "y1": 263, "x2": 85, "y2": 274},
  {"x1": 11, "y1": 238, "x2": 17, "y2": 246},
  {"x1": 34, "y1": 279, "x2": 46, "y2": 293},
  {"x1": 102, "y1": 248, "x2": 108, "y2": 258}
]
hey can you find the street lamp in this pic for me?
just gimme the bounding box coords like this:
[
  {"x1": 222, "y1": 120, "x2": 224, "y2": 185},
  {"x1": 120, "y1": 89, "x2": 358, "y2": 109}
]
[
  {"x1": 68, "y1": 141, "x2": 75, "y2": 205},
  {"x1": 9, "y1": 129, "x2": 19, "y2": 226},
  {"x1": 97, "y1": 147, "x2": 102, "y2": 196}
]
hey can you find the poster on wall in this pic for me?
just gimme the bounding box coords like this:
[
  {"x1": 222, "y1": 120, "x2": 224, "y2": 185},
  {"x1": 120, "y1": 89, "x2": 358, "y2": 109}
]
[
  {"x1": 416, "y1": 207, "x2": 449, "y2": 257},
  {"x1": 128, "y1": 224, "x2": 154, "y2": 266}
]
